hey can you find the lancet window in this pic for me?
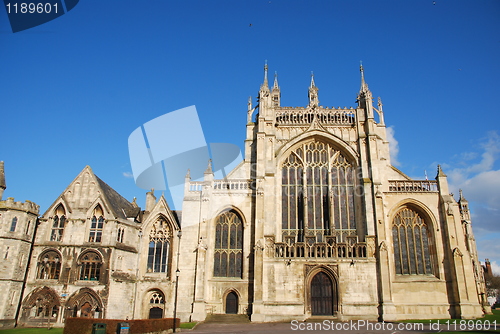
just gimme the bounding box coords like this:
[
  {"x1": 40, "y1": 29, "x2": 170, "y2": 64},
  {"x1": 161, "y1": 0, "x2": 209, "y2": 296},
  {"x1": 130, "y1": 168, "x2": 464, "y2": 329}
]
[
  {"x1": 10, "y1": 217, "x2": 17, "y2": 232},
  {"x1": 50, "y1": 204, "x2": 66, "y2": 242},
  {"x1": 36, "y1": 250, "x2": 61, "y2": 280},
  {"x1": 88, "y1": 205, "x2": 104, "y2": 243},
  {"x1": 214, "y1": 210, "x2": 243, "y2": 278},
  {"x1": 147, "y1": 217, "x2": 172, "y2": 273},
  {"x1": 392, "y1": 207, "x2": 433, "y2": 275},
  {"x1": 281, "y1": 139, "x2": 356, "y2": 242},
  {"x1": 79, "y1": 251, "x2": 102, "y2": 281}
]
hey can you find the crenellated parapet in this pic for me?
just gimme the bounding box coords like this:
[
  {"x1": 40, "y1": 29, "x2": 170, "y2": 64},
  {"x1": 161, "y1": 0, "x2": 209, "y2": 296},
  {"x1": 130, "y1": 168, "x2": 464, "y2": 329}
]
[{"x1": 0, "y1": 197, "x2": 40, "y2": 215}]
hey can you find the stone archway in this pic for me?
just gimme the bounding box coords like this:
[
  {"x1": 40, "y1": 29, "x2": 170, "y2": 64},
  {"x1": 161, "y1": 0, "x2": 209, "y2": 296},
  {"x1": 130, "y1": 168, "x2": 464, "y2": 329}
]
[
  {"x1": 65, "y1": 288, "x2": 103, "y2": 319},
  {"x1": 225, "y1": 291, "x2": 238, "y2": 314},
  {"x1": 310, "y1": 271, "x2": 334, "y2": 315}
]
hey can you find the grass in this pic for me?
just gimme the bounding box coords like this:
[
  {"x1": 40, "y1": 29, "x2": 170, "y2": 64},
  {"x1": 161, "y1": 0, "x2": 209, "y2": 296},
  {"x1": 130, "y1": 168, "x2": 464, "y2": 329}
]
[
  {"x1": 0, "y1": 328, "x2": 63, "y2": 334},
  {"x1": 401, "y1": 309, "x2": 500, "y2": 325},
  {"x1": 179, "y1": 322, "x2": 198, "y2": 329},
  {"x1": 0, "y1": 322, "x2": 198, "y2": 333}
]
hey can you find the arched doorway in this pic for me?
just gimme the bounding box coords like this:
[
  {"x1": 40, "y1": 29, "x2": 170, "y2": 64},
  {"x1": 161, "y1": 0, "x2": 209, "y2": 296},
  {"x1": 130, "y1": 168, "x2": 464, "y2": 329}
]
[
  {"x1": 225, "y1": 292, "x2": 238, "y2": 314},
  {"x1": 310, "y1": 272, "x2": 334, "y2": 315},
  {"x1": 149, "y1": 307, "x2": 163, "y2": 319}
]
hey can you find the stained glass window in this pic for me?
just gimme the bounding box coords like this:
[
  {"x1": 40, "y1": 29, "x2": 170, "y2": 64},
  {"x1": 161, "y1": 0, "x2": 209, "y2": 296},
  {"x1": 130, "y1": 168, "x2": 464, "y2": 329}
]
[
  {"x1": 282, "y1": 139, "x2": 356, "y2": 242},
  {"x1": 214, "y1": 211, "x2": 243, "y2": 277},
  {"x1": 392, "y1": 207, "x2": 433, "y2": 275}
]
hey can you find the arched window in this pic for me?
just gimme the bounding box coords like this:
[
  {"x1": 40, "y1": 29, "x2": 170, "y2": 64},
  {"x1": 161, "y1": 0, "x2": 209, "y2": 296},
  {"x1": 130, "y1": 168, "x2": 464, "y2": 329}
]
[
  {"x1": 117, "y1": 227, "x2": 125, "y2": 243},
  {"x1": 79, "y1": 252, "x2": 102, "y2": 281},
  {"x1": 148, "y1": 290, "x2": 165, "y2": 319},
  {"x1": 214, "y1": 210, "x2": 243, "y2": 278},
  {"x1": 10, "y1": 217, "x2": 17, "y2": 232},
  {"x1": 88, "y1": 205, "x2": 104, "y2": 243},
  {"x1": 50, "y1": 204, "x2": 66, "y2": 242},
  {"x1": 36, "y1": 250, "x2": 61, "y2": 280},
  {"x1": 281, "y1": 139, "x2": 356, "y2": 242},
  {"x1": 147, "y1": 217, "x2": 172, "y2": 273},
  {"x1": 22, "y1": 287, "x2": 60, "y2": 321},
  {"x1": 392, "y1": 207, "x2": 433, "y2": 275}
]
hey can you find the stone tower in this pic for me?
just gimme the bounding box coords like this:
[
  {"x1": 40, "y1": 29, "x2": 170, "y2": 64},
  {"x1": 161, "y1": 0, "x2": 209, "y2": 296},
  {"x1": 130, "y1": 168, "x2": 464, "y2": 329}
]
[{"x1": 0, "y1": 162, "x2": 39, "y2": 328}]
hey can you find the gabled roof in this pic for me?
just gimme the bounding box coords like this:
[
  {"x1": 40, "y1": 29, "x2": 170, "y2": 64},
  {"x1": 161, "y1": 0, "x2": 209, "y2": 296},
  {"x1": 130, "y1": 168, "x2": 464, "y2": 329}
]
[{"x1": 42, "y1": 166, "x2": 138, "y2": 220}]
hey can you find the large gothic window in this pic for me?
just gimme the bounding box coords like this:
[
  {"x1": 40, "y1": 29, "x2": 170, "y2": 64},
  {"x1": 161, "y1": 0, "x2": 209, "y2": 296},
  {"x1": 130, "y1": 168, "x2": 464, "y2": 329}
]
[
  {"x1": 214, "y1": 210, "x2": 243, "y2": 278},
  {"x1": 88, "y1": 205, "x2": 104, "y2": 243},
  {"x1": 147, "y1": 217, "x2": 172, "y2": 273},
  {"x1": 50, "y1": 204, "x2": 66, "y2": 242},
  {"x1": 392, "y1": 207, "x2": 433, "y2": 275},
  {"x1": 36, "y1": 250, "x2": 61, "y2": 280},
  {"x1": 79, "y1": 251, "x2": 102, "y2": 281},
  {"x1": 281, "y1": 139, "x2": 356, "y2": 242}
]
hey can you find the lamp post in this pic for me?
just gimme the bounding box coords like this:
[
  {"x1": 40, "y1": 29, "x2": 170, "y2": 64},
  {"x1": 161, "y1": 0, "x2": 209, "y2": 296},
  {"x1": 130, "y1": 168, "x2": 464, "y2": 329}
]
[{"x1": 173, "y1": 230, "x2": 182, "y2": 333}]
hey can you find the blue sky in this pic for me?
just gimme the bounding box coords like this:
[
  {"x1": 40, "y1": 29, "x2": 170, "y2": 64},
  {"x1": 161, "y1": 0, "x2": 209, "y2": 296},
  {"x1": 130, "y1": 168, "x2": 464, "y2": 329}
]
[{"x1": 1, "y1": 1, "x2": 499, "y2": 272}]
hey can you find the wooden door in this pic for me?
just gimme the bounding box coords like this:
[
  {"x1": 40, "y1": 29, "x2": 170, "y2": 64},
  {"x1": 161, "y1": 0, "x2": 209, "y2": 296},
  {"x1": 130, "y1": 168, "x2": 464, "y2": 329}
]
[
  {"x1": 225, "y1": 292, "x2": 238, "y2": 314},
  {"x1": 310, "y1": 272, "x2": 333, "y2": 315}
]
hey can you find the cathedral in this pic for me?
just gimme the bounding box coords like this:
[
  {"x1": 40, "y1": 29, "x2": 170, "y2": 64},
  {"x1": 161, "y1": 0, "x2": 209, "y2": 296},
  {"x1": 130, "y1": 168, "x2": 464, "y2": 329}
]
[{"x1": 0, "y1": 66, "x2": 491, "y2": 328}]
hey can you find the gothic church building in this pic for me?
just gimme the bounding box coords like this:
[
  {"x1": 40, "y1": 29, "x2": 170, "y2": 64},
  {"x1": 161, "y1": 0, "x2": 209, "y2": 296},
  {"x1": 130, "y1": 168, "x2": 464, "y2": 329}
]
[{"x1": 0, "y1": 66, "x2": 490, "y2": 328}]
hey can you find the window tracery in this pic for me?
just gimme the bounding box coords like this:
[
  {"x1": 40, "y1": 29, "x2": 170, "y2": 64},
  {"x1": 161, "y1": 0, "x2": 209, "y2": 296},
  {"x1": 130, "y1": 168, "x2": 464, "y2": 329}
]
[
  {"x1": 281, "y1": 139, "x2": 356, "y2": 242},
  {"x1": 392, "y1": 207, "x2": 433, "y2": 275},
  {"x1": 88, "y1": 205, "x2": 104, "y2": 243},
  {"x1": 147, "y1": 217, "x2": 172, "y2": 273},
  {"x1": 50, "y1": 204, "x2": 66, "y2": 242},
  {"x1": 79, "y1": 251, "x2": 102, "y2": 281},
  {"x1": 214, "y1": 210, "x2": 243, "y2": 278},
  {"x1": 36, "y1": 250, "x2": 61, "y2": 280}
]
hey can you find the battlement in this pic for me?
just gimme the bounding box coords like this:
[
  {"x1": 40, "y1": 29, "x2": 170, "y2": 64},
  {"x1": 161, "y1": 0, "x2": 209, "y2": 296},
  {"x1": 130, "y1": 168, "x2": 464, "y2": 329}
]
[
  {"x1": 0, "y1": 197, "x2": 40, "y2": 215},
  {"x1": 275, "y1": 106, "x2": 356, "y2": 126}
]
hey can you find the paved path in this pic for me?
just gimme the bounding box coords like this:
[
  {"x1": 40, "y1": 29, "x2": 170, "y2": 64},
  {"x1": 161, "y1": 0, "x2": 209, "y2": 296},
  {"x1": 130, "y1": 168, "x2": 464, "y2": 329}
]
[{"x1": 183, "y1": 320, "x2": 440, "y2": 334}]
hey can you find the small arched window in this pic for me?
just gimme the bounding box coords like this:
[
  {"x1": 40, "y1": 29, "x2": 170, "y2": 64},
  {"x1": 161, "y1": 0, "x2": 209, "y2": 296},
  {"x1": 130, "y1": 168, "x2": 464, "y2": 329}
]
[
  {"x1": 392, "y1": 207, "x2": 433, "y2": 275},
  {"x1": 50, "y1": 204, "x2": 66, "y2": 242},
  {"x1": 10, "y1": 217, "x2": 17, "y2": 232},
  {"x1": 36, "y1": 250, "x2": 61, "y2": 280},
  {"x1": 214, "y1": 210, "x2": 243, "y2": 278},
  {"x1": 79, "y1": 251, "x2": 102, "y2": 281},
  {"x1": 89, "y1": 205, "x2": 104, "y2": 243}
]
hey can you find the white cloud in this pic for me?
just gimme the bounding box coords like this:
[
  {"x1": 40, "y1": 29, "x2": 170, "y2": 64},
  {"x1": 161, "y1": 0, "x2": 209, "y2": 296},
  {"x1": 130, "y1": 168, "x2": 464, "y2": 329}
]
[
  {"x1": 444, "y1": 132, "x2": 500, "y2": 267},
  {"x1": 491, "y1": 261, "x2": 500, "y2": 276},
  {"x1": 386, "y1": 126, "x2": 400, "y2": 166},
  {"x1": 123, "y1": 172, "x2": 134, "y2": 179}
]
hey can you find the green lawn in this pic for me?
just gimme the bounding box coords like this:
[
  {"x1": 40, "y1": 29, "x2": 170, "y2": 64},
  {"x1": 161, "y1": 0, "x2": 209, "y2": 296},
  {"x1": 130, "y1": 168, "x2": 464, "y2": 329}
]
[
  {"x1": 401, "y1": 309, "x2": 500, "y2": 325},
  {"x1": 0, "y1": 329, "x2": 63, "y2": 334}
]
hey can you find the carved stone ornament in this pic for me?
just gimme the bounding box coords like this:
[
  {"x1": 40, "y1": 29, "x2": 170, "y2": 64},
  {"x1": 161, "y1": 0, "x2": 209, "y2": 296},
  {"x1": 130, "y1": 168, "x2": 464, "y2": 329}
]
[
  {"x1": 305, "y1": 264, "x2": 338, "y2": 277},
  {"x1": 453, "y1": 247, "x2": 463, "y2": 258}
]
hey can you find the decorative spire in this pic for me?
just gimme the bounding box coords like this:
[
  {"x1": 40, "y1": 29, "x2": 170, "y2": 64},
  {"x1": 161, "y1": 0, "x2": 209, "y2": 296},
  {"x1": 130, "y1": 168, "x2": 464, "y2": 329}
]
[
  {"x1": 261, "y1": 61, "x2": 269, "y2": 90},
  {"x1": 204, "y1": 159, "x2": 213, "y2": 174},
  {"x1": 273, "y1": 71, "x2": 279, "y2": 90},
  {"x1": 308, "y1": 71, "x2": 319, "y2": 107},
  {"x1": 310, "y1": 71, "x2": 316, "y2": 88},
  {"x1": 185, "y1": 169, "x2": 191, "y2": 179},
  {"x1": 436, "y1": 164, "x2": 447, "y2": 177},
  {"x1": 359, "y1": 62, "x2": 370, "y2": 93},
  {"x1": 459, "y1": 189, "x2": 467, "y2": 202}
]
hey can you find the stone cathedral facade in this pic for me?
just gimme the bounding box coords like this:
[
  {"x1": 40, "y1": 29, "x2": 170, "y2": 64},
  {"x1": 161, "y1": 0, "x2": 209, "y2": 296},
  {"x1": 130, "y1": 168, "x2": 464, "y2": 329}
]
[{"x1": 0, "y1": 66, "x2": 490, "y2": 328}]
